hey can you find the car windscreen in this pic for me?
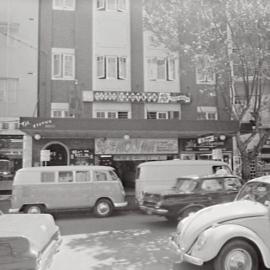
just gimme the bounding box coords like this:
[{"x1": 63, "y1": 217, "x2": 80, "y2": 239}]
[{"x1": 236, "y1": 181, "x2": 270, "y2": 205}]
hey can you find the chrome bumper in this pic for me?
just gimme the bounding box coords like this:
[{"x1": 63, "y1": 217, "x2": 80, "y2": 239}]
[
  {"x1": 140, "y1": 205, "x2": 168, "y2": 215},
  {"x1": 169, "y1": 235, "x2": 203, "y2": 266},
  {"x1": 8, "y1": 208, "x2": 20, "y2": 213},
  {"x1": 114, "y1": 201, "x2": 128, "y2": 208}
]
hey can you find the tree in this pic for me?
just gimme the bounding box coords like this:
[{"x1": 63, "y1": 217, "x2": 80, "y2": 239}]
[{"x1": 144, "y1": 0, "x2": 270, "y2": 179}]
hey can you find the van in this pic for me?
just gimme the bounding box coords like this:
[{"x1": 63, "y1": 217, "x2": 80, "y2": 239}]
[
  {"x1": 135, "y1": 159, "x2": 232, "y2": 203},
  {"x1": 9, "y1": 165, "x2": 127, "y2": 217}
]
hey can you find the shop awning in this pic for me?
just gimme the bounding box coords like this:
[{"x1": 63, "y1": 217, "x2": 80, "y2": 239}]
[{"x1": 19, "y1": 117, "x2": 240, "y2": 139}]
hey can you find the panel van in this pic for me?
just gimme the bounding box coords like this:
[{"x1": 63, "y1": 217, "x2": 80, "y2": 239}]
[
  {"x1": 9, "y1": 165, "x2": 127, "y2": 217},
  {"x1": 135, "y1": 159, "x2": 232, "y2": 204}
]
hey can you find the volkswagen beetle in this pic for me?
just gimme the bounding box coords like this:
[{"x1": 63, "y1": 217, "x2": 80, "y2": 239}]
[{"x1": 170, "y1": 175, "x2": 270, "y2": 270}]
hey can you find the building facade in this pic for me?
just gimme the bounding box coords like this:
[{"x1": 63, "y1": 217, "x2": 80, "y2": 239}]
[
  {"x1": 0, "y1": 0, "x2": 39, "y2": 187},
  {"x1": 19, "y1": 0, "x2": 239, "y2": 189}
]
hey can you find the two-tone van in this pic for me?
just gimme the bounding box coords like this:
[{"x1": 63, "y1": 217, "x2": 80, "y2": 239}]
[
  {"x1": 135, "y1": 159, "x2": 232, "y2": 204},
  {"x1": 9, "y1": 165, "x2": 127, "y2": 217}
]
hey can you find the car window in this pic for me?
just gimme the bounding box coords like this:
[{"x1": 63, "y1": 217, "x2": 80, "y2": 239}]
[
  {"x1": 224, "y1": 177, "x2": 242, "y2": 191},
  {"x1": 94, "y1": 171, "x2": 108, "y2": 181},
  {"x1": 0, "y1": 243, "x2": 12, "y2": 257},
  {"x1": 108, "y1": 170, "x2": 119, "y2": 181},
  {"x1": 176, "y1": 179, "x2": 198, "y2": 193},
  {"x1": 201, "y1": 179, "x2": 223, "y2": 191},
  {"x1": 75, "y1": 171, "x2": 90, "y2": 182},
  {"x1": 41, "y1": 172, "x2": 55, "y2": 183},
  {"x1": 58, "y1": 171, "x2": 73, "y2": 183}
]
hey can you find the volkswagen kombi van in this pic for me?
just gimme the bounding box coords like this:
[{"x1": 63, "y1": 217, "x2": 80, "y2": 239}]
[
  {"x1": 135, "y1": 159, "x2": 232, "y2": 204},
  {"x1": 9, "y1": 166, "x2": 127, "y2": 217}
]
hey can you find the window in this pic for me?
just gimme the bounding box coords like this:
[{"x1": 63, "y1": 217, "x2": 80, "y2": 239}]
[
  {"x1": 52, "y1": 48, "x2": 75, "y2": 80},
  {"x1": 169, "y1": 111, "x2": 180, "y2": 119},
  {"x1": 147, "y1": 57, "x2": 176, "y2": 81},
  {"x1": 53, "y1": 0, "x2": 75, "y2": 10},
  {"x1": 97, "y1": 56, "x2": 105, "y2": 78},
  {"x1": 224, "y1": 178, "x2": 242, "y2": 191},
  {"x1": 147, "y1": 111, "x2": 168, "y2": 120},
  {"x1": 41, "y1": 172, "x2": 55, "y2": 183},
  {"x1": 0, "y1": 243, "x2": 11, "y2": 257},
  {"x1": 197, "y1": 106, "x2": 217, "y2": 120},
  {"x1": 147, "y1": 58, "x2": 157, "y2": 80},
  {"x1": 196, "y1": 55, "x2": 215, "y2": 85},
  {"x1": 94, "y1": 171, "x2": 108, "y2": 181},
  {"x1": 75, "y1": 171, "x2": 90, "y2": 182},
  {"x1": 97, "y1": 0, "x2": 127, "y2": 11},
  {"x1": 51, "y1": 103, "x2": 70, "y2": 118},
  {"x1": 96, "y1": 111, "x2": 106, "y2": 119},
  {"x1": 107, "y1": 112, "x2": 117, "y2": 119},
  {"x1": 97, "y1": 56, "x2": 127, "y2": 80},
  {"x1": 58, "y1": 171, "x2": 73, "y2": 183},
  {"x1": 95, "y1": 111, "x2": 129, "y2": 119},
  {"x1": 201, "y1": 179, "x2": 223, "y2": 192},
  {"x1": 0, "y1": 78, "x2": 18, "y2": 103},
  {"x1": 107, "y1": 56, "x2": 117, "y2": 79},
  {"x1": 157, "y1": 58, "x2": 166, "y2": 80},
  {"x1": 118, "y1": 57, "x2": 127, "y2": 79},
  {"x1": 118, "y1": 111, "x2": 128, "y2": 119}
]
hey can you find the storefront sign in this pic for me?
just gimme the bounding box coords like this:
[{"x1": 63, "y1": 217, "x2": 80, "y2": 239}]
[
  {"x1": 92, "y1": 91, "x2": 191, "y2": 104},
  {"x1": 183, "y1": 139, "x2": 226, "y2": 151},
  {"x1": 95, "y1": 138, "x2": 178, "y2": 155},
  {"x1": 70, "y1": 149, "x2": 94, "y2": 165}
]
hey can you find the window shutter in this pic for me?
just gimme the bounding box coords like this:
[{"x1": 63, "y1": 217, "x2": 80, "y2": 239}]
[
  {"x1": 97, "y1": 0, "x2": 105, "y2": 10},
  {"x1": 117, "y1": 0, "x2": 126, "y2": 11},
  {"x1": 167, "y1": 57, "x2": 176, "y2": 81},
  {"x1": 63, "y1": 53, "x2": 75, "y2": 79},
  {"x1": 157, "y1": 58, "x2": 166, "y2": 80},
  {"x1": 118, "y1": 57, "x2": 127, "y2": 80},
  {"x1": 97, "y1": 56, "x2": 106, "y2": 78},
  {"x1": 52, "y1": 53, "x2": 62, "y2": 78}
]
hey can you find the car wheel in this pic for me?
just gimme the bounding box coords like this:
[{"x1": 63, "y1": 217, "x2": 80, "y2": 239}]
[
  {"x1": 94, "y1": 199, "x2": 113, "y2": 217},
  {"x1": 24, "y1": 205, "x2": 45, "y2": 214},
  {"x1": 213, "y1": 239, "x2": 259, "y2": 270}
]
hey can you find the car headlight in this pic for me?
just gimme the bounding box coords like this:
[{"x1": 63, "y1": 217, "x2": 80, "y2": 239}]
[{"x1": 194, "y1": 231, "x2": 208, "y2": 251}]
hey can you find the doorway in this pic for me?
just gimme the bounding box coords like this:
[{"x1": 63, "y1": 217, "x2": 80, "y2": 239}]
[{"x1": 44, "y1": 143, "x2": 68, "y2": 166}]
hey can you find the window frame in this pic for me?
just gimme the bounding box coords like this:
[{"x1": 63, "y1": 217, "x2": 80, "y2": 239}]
[
  {"x1": 53, "y1": 0, "x2": 76, "y2": 11},
  {"x1": 118, "y1": 56, "x2": 127, "y2": 80},
  {"x1": 157, "y1": 58, "x2": 167, "y2": 81},
  {"x1": 167, "y1": 57, "x2": 176, "y2": 81},
  {"x1": 195, "y1": 55, "x2": 216, "y2": 85},
  {"x1": 106, "y1": 56, "x2": 118, "y2": 79}
]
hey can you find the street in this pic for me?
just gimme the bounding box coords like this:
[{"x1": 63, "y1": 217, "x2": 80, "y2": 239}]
[{"x1": 0, "y1": 198, "x2": 213, "y2": 270}]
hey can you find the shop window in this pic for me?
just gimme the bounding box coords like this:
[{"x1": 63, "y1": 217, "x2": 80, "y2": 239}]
[
  {"x1": 58, "y1": 171, "x2": 73, "y2": 183},
  {"x1": 169, "y1": 111, "x2": 180, "y2": 119},
  {"x1": 147, "y1": 111, "x2": 157, "y2": 119},
  {"x1": 96, "y1": 111, "x2": 106, "y2": 118},
  {"x1": 52, "y1": 48, "x2": 75, "y2": 80},
  {"x1": 53, "y1": 0, "x2": 76, "y2": 10},
  {"x1": 147, "y1": 111, "x2": 168, "y2": 120},
  {"x1": 76, "y1": 171, "x2": 90, "y2": 182},
  {"x1": 97, "y1": 0, "x2": 127, "y2": 11},
  {"x1": 41, "y1": 172, "x2": 55, "y2": 183},
  {"x1": 107, "y1": 112, "x2": 117, "y2": 119}
]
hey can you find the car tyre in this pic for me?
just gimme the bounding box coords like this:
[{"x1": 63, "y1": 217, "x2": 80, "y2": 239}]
[
  {"x1": 24, "y1": 204, "x2": 45, "y2": 214},
  {"x1": 213, "y1": 239, "x2": 259, "y2": 270},
  {"x1": 94, "y1": 199, "x2": 113, "y2": 218}
]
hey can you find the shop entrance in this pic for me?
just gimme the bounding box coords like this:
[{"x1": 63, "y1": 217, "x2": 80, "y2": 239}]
[{"x1": 44, "y1": 143, "x2": 68, "y2": 166}]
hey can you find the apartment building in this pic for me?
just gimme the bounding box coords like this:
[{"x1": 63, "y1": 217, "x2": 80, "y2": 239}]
[
  {"x1": 19, "y1": 0, "x2": 238, "y2": 189},
  {"x1": 0, "y1": 0, "x2": 39, "y2": 183}
]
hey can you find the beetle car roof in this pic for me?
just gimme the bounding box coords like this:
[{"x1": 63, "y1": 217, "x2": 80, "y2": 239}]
[{"x1": 248, "y1": 175, "x2": 270, "y2": 184}]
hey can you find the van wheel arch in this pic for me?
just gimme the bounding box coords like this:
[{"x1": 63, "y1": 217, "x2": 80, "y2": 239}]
[
  {"x1": 94, "y1": 198, "x2": 114, "y2": 218},
  {"x1": 22, "y1": 204, "x2": 46, "y2": 214}
]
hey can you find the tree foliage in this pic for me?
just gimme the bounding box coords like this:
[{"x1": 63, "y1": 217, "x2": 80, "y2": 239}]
[{"x1": 144, "y1": 0, "x2": 270, "y2": 178}]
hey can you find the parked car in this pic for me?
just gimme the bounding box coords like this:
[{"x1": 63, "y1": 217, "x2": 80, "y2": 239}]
[
  {"x1": 9, "y1": 165, "x2": 127, "y2": 217},
  {"x1": 0, "y1": 211, "x2": 61, "y2": 270},
  {"x1": 170, "y1": 175, "x2": 270, "y2": 270},
  {"x1": 135, "y1": 159, "x2": 232, "y2": 204},
  {"x1": 140, "y1": 175, "x2": 242, "y2": 221}
]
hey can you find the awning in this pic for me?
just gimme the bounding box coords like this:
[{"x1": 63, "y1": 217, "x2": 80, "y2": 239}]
[{"x1": 19, "y1": 117, "x2": 240, "y2": 139}]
